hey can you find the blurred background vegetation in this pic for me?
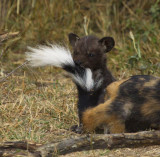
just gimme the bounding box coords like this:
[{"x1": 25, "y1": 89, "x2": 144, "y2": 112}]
[
  {"x1": 0, "y1": 0, "x2": 160, "y2": 148},
  {"x1": 0, "y1": 0, "x2": 160, "y2": 75}
]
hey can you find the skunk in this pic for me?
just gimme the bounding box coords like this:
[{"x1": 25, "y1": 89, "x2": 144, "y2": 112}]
[
  {"x1": 68, "y1": 33, "x2": 116, "y2": 132},
  {"x1": 26, "y1": 33, "x2": 116, "y2": 133}
]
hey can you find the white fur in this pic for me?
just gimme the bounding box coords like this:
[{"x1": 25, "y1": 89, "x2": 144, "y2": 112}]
[
  {"x1": 26, "y1": 44, "x2": 102, "y2": 91},
  {"x1": 71, "y1": 68, "x2": 94, "y2": 91},
  {"x1": 85, "y1": 69, "x2": 94, "y2": 90},
  {"x1": 95, "y1": 78, "x2": 103, "y2": 89},
  {"x1": 26, "y1": 44, "x2": 74, "y2": 67}
]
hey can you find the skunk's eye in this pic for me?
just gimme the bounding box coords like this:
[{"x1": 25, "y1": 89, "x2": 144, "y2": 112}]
[{"x1": 88, "y1": 53, "x2": 95, "y2": 57}]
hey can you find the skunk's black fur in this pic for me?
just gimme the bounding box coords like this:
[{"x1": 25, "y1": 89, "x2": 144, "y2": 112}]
[{"x1": 68, "y1": 33, "x2": 115, "y2": 132}]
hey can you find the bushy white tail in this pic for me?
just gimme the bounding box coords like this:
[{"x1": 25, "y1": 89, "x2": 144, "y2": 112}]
[
  {"x1": 26, "y1": 44, "x2": 74, "y2": 68},
  {"x1": 26, "y1": 44, "x2": 102, "y2": 91}
]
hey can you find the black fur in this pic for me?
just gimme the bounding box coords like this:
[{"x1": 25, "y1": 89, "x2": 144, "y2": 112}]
[
  {"x1": 108, "y1": 75, "x2": 160, "y2": 132},
  {"x1": 68, "y1": 33, "x2": 115, "y2": 132}
]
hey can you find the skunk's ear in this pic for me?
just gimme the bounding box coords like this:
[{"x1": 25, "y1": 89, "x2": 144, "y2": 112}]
[
  {"x1": 98, "y1": 37, "x2": 115, "y2": 53},
  {"x1": 68, "y1": 33, "x2": 80, "y2": 47}
]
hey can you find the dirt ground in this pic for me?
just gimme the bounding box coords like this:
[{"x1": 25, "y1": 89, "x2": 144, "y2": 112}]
[{"x1": 61, "y1": 145, "x2": 160, "y2": 157}]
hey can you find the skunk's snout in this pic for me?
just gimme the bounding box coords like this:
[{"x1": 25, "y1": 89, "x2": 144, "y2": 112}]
[{"x1": 75, "y1": 60, "x2": 83, "y2": 66}]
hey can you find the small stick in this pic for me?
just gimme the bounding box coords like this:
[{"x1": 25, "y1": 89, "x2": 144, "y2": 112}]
[
  {"x1": 0, "y1": 32, "x2": 19, "y2": 43},
  {"x1": 0, "y1": 61, "x2": 29, "y2": 83}
]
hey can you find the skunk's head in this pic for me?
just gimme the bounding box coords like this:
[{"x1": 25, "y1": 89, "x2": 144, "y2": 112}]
[{"x1": 68, "y1": 33, "x2": 115, "y2": 72}]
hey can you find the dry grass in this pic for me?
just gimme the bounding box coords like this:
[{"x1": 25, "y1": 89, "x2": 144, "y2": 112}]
[
  {"x1": 0, "y1": 68, "x2": 78, "y2": 143},
  {"x1": 0, "y1": 0, "x2": 160, "y2": 156}
]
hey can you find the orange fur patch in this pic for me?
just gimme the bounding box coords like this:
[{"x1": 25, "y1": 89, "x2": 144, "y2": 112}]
[
  {"x1": 106, "y1": 79, "x2": 128, "y2": 99},
  {"x1": 82, "y1": 99, "x2": 126, "y2": 133},
  {"x1": 141, "y1": 100, "x2": 160, "y2": 116},
  {"x1": 82, "y1": 99, "x2": 112, "y2": 132},
  {"x1": 143, "y1": 79, "x2": 158, "y2": 88}
]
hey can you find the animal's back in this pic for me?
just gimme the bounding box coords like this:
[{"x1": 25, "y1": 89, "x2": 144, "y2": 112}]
[
  {"x1": 82, "y1": 75, "x2": 160, "y2": 133},
  {"x1": 109, "y1": 75, "x2": 160, "y2": 132}
]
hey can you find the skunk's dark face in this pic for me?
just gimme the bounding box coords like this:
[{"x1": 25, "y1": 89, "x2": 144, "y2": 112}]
[
  {"x1": 72, "y1": 36, "x2": 106, "y2": 71},
  {"x1": 68, "y1": 33, "x2": 115, "y2": 72}
]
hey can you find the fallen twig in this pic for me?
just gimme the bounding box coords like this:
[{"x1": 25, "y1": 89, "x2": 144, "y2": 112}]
[
  {"x1": 0, "y1": 130, "x2": 160, "y2": 157},
  {"x1": 0, "y1": 32, "x2": 19, "y2": 43}
]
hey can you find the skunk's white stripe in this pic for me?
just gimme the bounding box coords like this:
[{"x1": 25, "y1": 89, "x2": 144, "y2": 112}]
[
  {"x1": 26, "y1": 44, "x2": 74, "y2": 68},
  {"x1": 95, "y1": 78, "x2": 103, "y2": 89},
  {"x1": 85, "y1": 68, "x2": 94, "y2": 90},
  {"x1": 71, "y1": 68, "x2": 94, "y2": 91}
]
